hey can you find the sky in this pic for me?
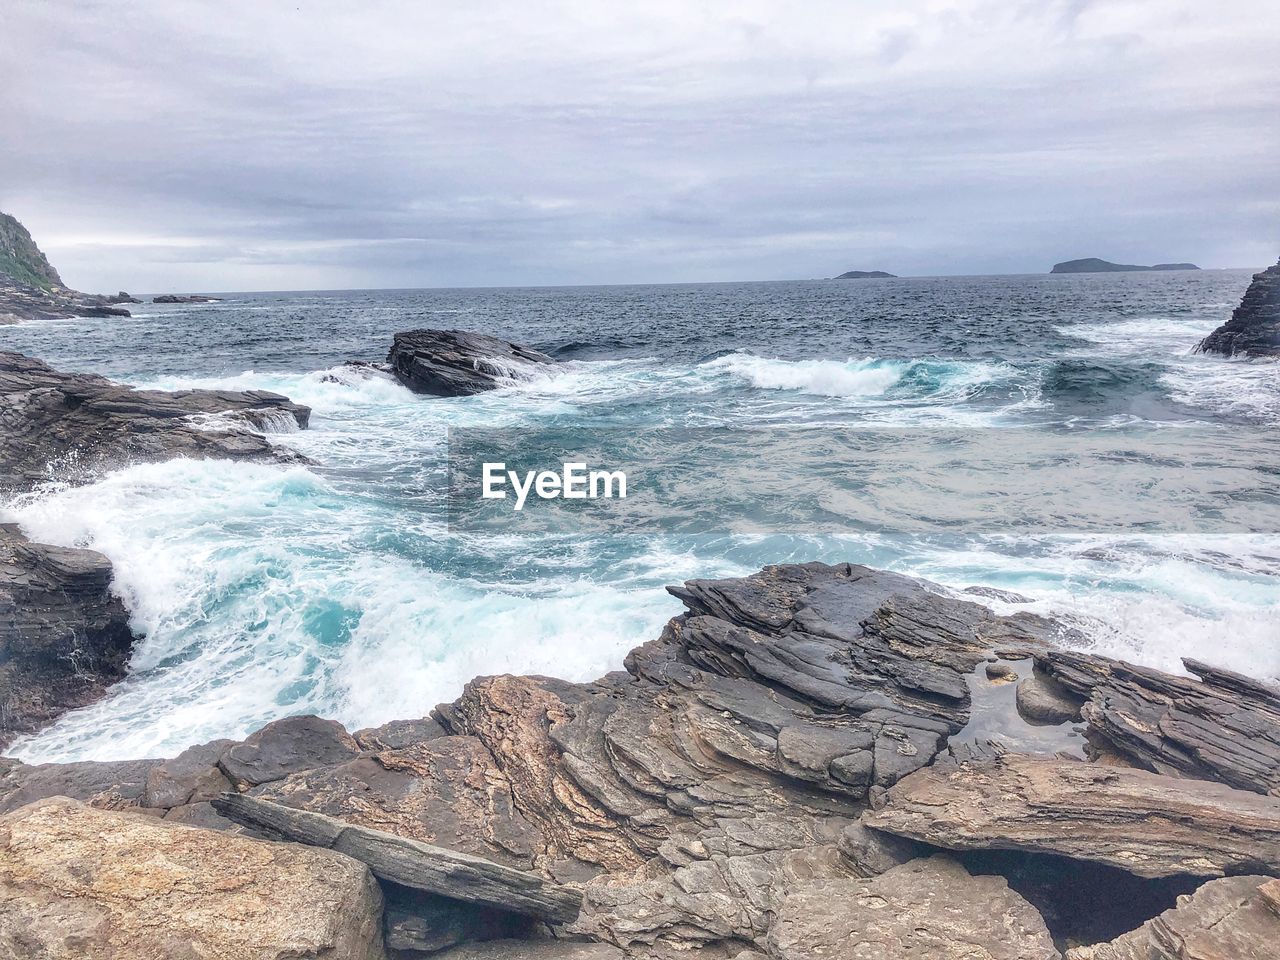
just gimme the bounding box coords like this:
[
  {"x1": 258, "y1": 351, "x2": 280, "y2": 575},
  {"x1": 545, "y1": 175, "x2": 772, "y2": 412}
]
[{"x1": 2, "y1": 0, "x2": 1278, "y2": 292}]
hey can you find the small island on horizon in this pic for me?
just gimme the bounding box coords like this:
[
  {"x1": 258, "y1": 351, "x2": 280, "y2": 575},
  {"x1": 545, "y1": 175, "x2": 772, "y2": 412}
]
[
  {"x1": 1050, "y1": 257, "x2": 1200, "y2": 274},
  {"x1": 833, "y1": 269, "x2": 897, "y2": 279}
]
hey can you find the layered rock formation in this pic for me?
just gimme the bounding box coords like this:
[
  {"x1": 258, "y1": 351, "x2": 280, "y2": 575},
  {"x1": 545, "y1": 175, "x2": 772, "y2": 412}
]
[
  {"x1": 1196, "y1": 257, "x2": 1280, "y2": 358},
  {"x1": 0, "y1": 351, "x2": 311, "y2": 489},
  {"x1": 0, "y1": 212, "x2": 133, "y2": 323},
  {"x1": 0, "y1": 526, "x2": 135, "y2": 748},
  {"x1": 386, "y1": 329, "x2": 557, "y2": 396},
  {"x1": 3, "y1": 561, "x2": 1278, "y2": 957}
]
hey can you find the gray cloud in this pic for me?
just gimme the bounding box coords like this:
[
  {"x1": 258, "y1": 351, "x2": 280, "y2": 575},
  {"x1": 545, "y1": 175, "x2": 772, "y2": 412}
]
[{"x1": 2, "y1": 0, "x2": 1277, "y2": 291}]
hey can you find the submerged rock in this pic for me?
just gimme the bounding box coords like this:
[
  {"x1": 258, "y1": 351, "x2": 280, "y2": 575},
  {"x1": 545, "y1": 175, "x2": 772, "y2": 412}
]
[
  {"x1": 1196, "y1": 257, "x2": 1280, "y2": 358},
  {"x1": 386, "y1": 329, "x2": 557, "y2": 396},
  {"x1": 0, "y1": 796, "x2": 387, "y2": 959},
  {"x1": 0, "y1": 350, "x2": 311, "y2": 488},
  {"x1": 0, "y1": 524, "x2": 136, "y2": 748}
]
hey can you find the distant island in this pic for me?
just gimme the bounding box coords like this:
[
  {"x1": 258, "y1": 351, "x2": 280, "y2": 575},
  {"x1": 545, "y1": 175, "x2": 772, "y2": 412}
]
[
  {"x1": 833, "y1": 270, "x2": 897, "y2": 279},
  {"x1": 1050, "y1": 258, "x2": 1200, "y2": 274}
]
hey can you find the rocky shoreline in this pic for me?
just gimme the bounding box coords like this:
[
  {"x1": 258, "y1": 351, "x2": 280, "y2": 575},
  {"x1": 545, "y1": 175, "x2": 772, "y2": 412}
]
[
  {"x1": 1, "y1": 315, "x2": 1279, "y2": 956},
  {"x1": 1, "y1": 561, "x2": 1278, "y2": 958},
  {"x1": 1198, "y1": 256, "x2": 1280, "y2": 358}
]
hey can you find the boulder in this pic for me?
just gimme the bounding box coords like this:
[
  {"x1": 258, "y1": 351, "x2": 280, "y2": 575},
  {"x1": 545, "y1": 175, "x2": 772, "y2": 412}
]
[
  {"x1": 386, "y1": 329, "x2": 556, "y2": 396},
  {"x1": 1066, "y1": 875, "x2": 1280, "y2": 959},
  {"x1": 1197, "y1": 257, "x2": 1280, "y2": 357},
  {"x1": 0, "y1": 351, "x2": 310, "y2": 488},
  {"x1": 218, "y1": 714, "x2": 360, "y2": 789},
  {"x1": 0, "y1": 525, "x2": 137, "y2": 747},
  {"x1": 864, "y1": 753, "x2": 1280, "y2": 878},
  {"x1": 768, "y1": 855, "x2": 1059, "y2": 959},
  {"x1": 0, "y1": 796, "x2": 386, "y2": 959},
  {"x1": 1014, "y1": 672, "x2": 1082, "y2": 725}
]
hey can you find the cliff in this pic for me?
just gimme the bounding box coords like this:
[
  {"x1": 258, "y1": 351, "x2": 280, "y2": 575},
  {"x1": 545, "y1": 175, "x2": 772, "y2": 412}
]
[
  {"x1": 1197, "y1": 257, "x2": 1280, "y2": 358},
  {"x1": 0, "y1": 211, "x2": 130, "y2": 323},
  {"x1": 1051, "y1": 258, "x2": 1200, "y2": 274}
]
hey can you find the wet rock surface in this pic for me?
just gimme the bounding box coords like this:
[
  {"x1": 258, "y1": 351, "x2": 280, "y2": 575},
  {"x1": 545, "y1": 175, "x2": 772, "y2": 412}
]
[
  {"x1": 0, "y1": 524, "x2": 135, "y2": 748},
  {"x1": 386, "y1": 329, "x2": 557, "y2": 396},
  {"x1": 2, "y1": 561, "x2": 1279, "y2": 958},
  {"x1": 1197, "y1": 257, "x2": 1280, "y2": 358},
  {"x1": 0, "y1": 351, "x2": 311, "y2": 489}
]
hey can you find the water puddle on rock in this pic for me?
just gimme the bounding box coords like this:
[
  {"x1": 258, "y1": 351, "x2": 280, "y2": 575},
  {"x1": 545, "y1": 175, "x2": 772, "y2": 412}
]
[{"x1": 949, "y1": 657, "x2": 1086, "y2": 758}]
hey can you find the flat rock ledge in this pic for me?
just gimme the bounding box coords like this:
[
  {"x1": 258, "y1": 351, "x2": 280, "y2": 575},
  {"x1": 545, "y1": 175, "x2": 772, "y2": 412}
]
[
  {"x1": 0, "y1": 274, "x2": 132, "y2": 324},
  {"x1": 386, "y1": 329, "x2": 557, "y2": 396},
  {"x1": 1197, "y1": 256, "x2": 1280, "y2": 358},
  {"x1": 4, "y1": 561, "x2": 1280, "y2": 957},
  {"x1": 0, "y1": 350, "x2": 311, "y2": 490}
]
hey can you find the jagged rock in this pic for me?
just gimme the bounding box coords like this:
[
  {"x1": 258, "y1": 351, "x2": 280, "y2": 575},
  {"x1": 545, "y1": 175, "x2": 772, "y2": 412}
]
[
  {"x1": 1015, "y1": 672, "x2": 1083, "y2": 725},
  {"x1": 152, "y1": 293, "x2": 223, "y2": 303},
  {"x1": 218, "y1": 714, "x2": 359, "y2": 789},
  {"x1": 251, "y1": 734, "x2": 543, "y2": 867},
  {"x1": 0, "y1": 796, "x2": 386, "y2": 959},
  {"x1": 0, "y1": 525, "x2": 137, "y2": 747},
  {"x1": 768, "y1": 855, "x2": 1059, "y2": 960},
  {"x1": 102, "y1": 290, "x2": 141, "y2": 304},
  {"x1": 1039, "y1": 651, "x2": 1280, "y2": 794},
  {"x1": 386, "y1": 329, "x2": 556, "y2": 396},
  {"x1": 0, "y1": 351, "x2": 310, "y2": 488},
  {"x1": 1197, "y1": 257, "x2": 1280, "y2": 357},
  {"x1": 1065, "y1": 875, "x2": 1280, "y2": 959},
  {"x1": 213, "y1": 792, "x2": 584, "y2": 923},
  {"x1": 355, "y1": 716, "x2": 447, "y2": 750},
  {"x1": 864, "y1": 753, "x2": 1280, "y2": 878}
]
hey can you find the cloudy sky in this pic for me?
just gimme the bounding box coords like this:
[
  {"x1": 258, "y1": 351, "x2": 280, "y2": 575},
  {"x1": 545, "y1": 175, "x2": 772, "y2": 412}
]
[{"x1": 2, "y1": 0, "x2": 1277, "y2": 292}]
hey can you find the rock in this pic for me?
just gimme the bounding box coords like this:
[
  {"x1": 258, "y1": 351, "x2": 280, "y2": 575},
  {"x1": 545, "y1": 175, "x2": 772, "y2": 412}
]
[
  {"x1": 1015, "y1": 672, "x2": 1082, "y2": 725},
  {"x1": 218, "y1": 714, "x2": 360, "y2": 789},
  {"x1": 386, "y1": 329, "x2": 556, "y2": 396},
  {"x1": 837, "y1": 820, "x2": 926, "y2": 876},
  {"x1": 768, "y1": 855, "x2": 1059, "y2": 960},
  {"x1": 1039, "y1": 651, "x2": 1280, "y2": 794},
  {"x1": 0, "y1": 351, "x2": 310, "y2": 488},
  {"x1": 986, "y1": 662, "x2": 1020, "y2": 684},
  {"x1": 213, "y1": 791, "x2": 585, "y2": 923},
  {"x1": 0, "y1": 796, "x2": 386, "y2": 959},
  {"x1": 1196, "y1": 257, "x2": 1280, "y2": 358},
  {"x1": 833, "y1": 270, "x2": 896, "y2": 279},
  {"x1": 152, "y1": 293, "x2": 223, "y2": 303},
  {"x1": 864, "y1": 753, "x2": 1280, "y2": 878},
  {"x1": 102, "y1": 290, "x2": 141, "y2": 304},
  {"x1": 250, "y1": 733, "x2": 542, "y2": 867},
  {"x1": 355, "y1": 716, "x2": 447, "y2": 750},
  {"x1": 1050, "y1": 258, "x2": 1200, "y2": 273},
  {"x1": 0, "y1": 524, "x2": 137, "y2": 747},
  {"x1": 0, "y1": 756, "x2": 159, "y2": 814},
  {"x1": 1065, "y1": 875, "x2": 1280, "y2": 959},
  {"x1": 143, "y1": 738, "x2": 234, "y2": 808}
]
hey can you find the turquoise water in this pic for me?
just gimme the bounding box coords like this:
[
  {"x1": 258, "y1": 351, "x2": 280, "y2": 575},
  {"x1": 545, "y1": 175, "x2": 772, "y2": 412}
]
[{"x1": 3, "y1": 272, "x2": 1278, "y2": 761}]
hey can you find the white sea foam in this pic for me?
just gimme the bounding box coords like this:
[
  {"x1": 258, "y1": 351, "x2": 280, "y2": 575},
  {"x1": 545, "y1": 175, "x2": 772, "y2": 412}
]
[{"x1": 704, "y1": 354, "x2": 907, "y2": 397}]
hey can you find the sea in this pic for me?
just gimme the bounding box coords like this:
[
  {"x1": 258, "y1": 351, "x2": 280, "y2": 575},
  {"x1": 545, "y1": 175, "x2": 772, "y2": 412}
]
[{"x1": 3, "y1": 270, "x2": 1278, "y2": 762}]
